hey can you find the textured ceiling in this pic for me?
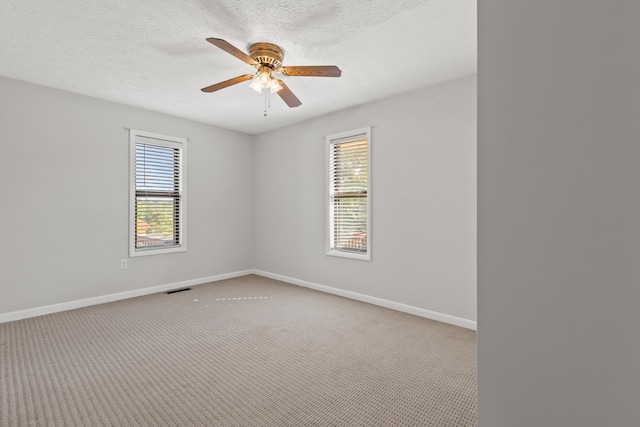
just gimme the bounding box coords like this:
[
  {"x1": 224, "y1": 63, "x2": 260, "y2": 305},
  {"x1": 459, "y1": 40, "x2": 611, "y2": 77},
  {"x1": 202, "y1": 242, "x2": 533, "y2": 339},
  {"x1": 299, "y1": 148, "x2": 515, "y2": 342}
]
[{"x1": 0, "y1": 0, "x2": 476, "y2": 134}]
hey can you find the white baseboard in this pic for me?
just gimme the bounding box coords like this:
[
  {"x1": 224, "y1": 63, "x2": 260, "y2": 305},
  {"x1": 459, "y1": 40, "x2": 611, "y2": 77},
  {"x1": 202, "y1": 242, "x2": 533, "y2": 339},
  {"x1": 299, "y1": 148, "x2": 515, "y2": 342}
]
[
  {"x1": 0, "y1": 270, "x2": 253, "y2": 324},
  {"x1": 1, "y1": 269, "x2": 477, "y2": 331},
  {"x1": 251, "y1": 269, "x2": 477, "y2": 331}
]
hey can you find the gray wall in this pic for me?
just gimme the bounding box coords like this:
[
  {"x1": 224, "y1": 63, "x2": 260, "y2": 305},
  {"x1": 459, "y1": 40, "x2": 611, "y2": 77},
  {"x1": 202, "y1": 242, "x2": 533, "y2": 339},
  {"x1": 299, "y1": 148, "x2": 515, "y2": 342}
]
[
  {"x1": 0, "y1": 74, "x2": 476, "y2": 327},
  {"x1": 478, "y1": 1, "x2": 640, "y2": 425},
  {"x1": 0, "y1": 76, "x2": 253, "y2": 314},
  {"x1": 253, "y1": 75, "x2": 477, "y2": 323}
]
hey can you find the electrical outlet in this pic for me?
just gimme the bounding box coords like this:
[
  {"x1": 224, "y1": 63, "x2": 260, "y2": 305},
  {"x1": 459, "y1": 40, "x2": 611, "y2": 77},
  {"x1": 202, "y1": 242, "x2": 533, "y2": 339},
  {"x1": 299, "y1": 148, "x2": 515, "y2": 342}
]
[{"x1": 120, "y1": 259, "x2": 128, "y2": 269}]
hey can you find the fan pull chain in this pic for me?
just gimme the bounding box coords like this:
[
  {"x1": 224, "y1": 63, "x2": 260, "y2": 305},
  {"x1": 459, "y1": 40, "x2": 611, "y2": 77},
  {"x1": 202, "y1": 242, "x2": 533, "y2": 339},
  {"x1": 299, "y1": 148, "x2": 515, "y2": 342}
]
[
  {"x1": 264, "y1": 90, "x2": 268, "y2": 116},
  {"x1": 263, "y1": 90, "x2": 273, "y2": 117}
]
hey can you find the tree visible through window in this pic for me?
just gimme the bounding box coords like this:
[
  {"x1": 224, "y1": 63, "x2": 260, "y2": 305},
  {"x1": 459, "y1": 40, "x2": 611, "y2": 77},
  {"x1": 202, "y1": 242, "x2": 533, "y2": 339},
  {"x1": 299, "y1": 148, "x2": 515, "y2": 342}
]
[
  {"x1": 129, "y1": 130, "x2": 187, "y2": 256},
  {"x1": 327, "y1": 127, "x2": 371, "y2": 260}
]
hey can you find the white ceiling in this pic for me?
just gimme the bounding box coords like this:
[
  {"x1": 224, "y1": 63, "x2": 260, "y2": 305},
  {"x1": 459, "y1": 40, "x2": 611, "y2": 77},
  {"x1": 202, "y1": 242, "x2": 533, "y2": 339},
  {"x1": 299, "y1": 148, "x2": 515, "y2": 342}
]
[{"x1": 0, "y1": 0, "x2": 476, "y2": 135}]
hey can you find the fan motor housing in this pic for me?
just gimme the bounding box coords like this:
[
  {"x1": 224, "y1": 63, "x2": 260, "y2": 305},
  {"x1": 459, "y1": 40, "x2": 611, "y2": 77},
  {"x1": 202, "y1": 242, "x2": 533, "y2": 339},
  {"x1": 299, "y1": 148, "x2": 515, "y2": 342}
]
[{"x1": 249, "y1": 43, "x2": 284, "y2": 69}]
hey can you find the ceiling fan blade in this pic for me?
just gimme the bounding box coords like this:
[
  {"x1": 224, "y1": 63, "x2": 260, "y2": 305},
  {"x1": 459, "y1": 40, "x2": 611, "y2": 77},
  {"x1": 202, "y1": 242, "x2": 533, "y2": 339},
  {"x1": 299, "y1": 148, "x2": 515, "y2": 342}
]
[
  {"x1": 275, "y1": 80, "x2": 302, "y2": 107},
  {"x1": 201, "y1": 74, "x2": 254, "y2": 93},
  {"x1": 280, "y1": 65, "x2": 342, "y2": 77},
  {"x1": 206, "y1": 38, "x2": 258, "y2": 67}
]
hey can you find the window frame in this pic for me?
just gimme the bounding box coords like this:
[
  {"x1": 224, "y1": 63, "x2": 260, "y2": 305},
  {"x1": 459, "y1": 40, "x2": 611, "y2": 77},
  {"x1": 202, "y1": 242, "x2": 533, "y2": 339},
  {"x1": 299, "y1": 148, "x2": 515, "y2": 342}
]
[
  {"x1": 129, "y1": 129, "x2": 187, "y2": 257},
  {"x1": 326, "y1": 126, "x2": 372, "y2": 261}
]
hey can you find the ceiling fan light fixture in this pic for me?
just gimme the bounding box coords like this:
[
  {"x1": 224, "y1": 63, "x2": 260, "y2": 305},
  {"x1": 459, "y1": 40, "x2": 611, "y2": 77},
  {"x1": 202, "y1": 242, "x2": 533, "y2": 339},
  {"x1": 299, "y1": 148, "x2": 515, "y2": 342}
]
[
  {"x1": 269, "y1": 78, "x2": 283, "y2": 94},
  {"x1": 249, "y1": 77, "x2": 263, "y2": 93},
  {"x1": 249, "y1": 66, "x2": 278, "y2": 94}
]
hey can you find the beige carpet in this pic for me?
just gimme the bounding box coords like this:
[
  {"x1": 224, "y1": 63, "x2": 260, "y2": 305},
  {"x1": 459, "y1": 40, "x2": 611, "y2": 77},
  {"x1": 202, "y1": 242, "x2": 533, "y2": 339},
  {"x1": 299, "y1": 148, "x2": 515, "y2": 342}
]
[{"x1": 0, "y1": 275, "x2": 477, "y2": 426}]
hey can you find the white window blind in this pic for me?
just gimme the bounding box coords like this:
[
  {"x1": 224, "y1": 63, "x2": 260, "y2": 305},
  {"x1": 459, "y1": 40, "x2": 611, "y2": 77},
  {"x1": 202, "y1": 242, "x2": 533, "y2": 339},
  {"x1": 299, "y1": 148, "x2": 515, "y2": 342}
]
[
  {"x1": 129, "y1": 130, "x2": 187, "y2": 257},
  {"x1": 327, "y1": 127, "x2": 371, "y2": 260}
]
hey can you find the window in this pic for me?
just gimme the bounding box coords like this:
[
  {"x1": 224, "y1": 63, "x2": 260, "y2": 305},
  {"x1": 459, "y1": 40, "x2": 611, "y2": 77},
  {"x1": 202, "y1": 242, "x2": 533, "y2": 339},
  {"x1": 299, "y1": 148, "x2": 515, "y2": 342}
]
[
  {"x1": 129, "y1": 129, "x2": 187, "y2": 257},
  {"x1": 326, "y1": 127, "x2": 371, "y2": 260}
]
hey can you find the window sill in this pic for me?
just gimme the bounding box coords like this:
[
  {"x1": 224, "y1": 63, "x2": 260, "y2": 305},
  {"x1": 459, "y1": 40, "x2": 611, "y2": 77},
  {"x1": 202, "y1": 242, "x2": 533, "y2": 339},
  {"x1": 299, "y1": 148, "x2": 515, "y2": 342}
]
[
  {"x1": 129, "y1": 245, "x2": 187, "y2": 258},
  {"x1": 326, "y1": 249, "x2": 371, "y2": 261}
]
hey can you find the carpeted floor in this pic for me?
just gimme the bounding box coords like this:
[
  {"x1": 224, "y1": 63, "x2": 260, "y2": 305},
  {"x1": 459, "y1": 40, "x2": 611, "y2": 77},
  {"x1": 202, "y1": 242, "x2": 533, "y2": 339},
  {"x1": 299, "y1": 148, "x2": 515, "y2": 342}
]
[{"x1": 0, "y1": 275, "x2": 477, "y2": 426}]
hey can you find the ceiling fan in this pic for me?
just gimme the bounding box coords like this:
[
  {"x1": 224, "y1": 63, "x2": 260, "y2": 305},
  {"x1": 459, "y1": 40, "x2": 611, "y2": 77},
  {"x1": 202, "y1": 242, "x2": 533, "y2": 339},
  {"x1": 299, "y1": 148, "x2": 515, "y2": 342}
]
[{"x1": 201, "y1": 38, "x2": 342, "y2": 108}]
